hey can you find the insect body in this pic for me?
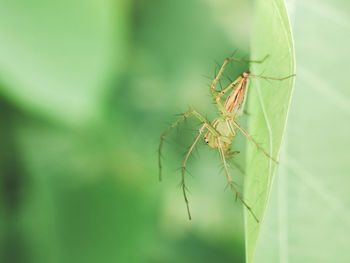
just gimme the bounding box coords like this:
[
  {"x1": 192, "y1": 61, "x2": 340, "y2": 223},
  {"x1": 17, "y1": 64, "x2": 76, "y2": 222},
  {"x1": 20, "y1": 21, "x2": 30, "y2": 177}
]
[
  {"x1": 158, "y1": 57, "x2": 295, "y2": 222},
  {"x1": 204, "y1": 70, "x2": 250, "y2": 151}
]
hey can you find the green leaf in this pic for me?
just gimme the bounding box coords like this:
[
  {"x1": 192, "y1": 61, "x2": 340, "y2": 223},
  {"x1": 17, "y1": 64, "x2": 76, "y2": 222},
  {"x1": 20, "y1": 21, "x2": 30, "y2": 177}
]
[
  {"x1": 244, "y1": 0, "x2": 295, "y2": 262},
  {"x1": 0, "y1": 0, "x2": 128, "y2": 127},
  {"x1": 252, "y1": 0, "x2": 350, "y2": 262}
]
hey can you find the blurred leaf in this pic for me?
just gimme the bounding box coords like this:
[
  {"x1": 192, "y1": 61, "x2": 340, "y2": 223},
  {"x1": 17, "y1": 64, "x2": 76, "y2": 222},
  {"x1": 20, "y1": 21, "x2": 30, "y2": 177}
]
[
  {"x1": 243, "y1": 0, "x2": 295, "y2": 262},
  {"x1": 0, "y1": 0, "x2": 128, "y2": 127},
  {"x1": 253, "y1": 0, "x2": 350, "y2": 262},
  {"x1": 13, "y1": 116, "x2": 160, "y2": 263}
]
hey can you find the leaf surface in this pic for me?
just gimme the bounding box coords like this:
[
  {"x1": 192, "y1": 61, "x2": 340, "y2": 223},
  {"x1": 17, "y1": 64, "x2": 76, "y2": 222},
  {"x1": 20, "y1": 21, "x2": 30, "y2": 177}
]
[
  {"x1": 252, "y1": 0, "x2": 350, "y2": 262},
  {"x1": 244, "y1": 0, "x2": 295, "y2": 262}
]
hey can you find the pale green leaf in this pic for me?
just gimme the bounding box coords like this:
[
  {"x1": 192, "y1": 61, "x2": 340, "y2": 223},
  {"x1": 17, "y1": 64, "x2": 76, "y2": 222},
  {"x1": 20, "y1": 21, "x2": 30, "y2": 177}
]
[
  {"x1": 244, "y1": 0, "x2": 295, "y2": 262},
  {"x1": 253, "y1": 0, "x2": 350, "y2": 262}
]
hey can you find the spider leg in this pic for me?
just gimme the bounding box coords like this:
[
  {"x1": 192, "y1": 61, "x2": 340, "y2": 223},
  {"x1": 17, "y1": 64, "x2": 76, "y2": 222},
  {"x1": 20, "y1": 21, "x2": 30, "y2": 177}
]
[
  {"x1": 230, "y1": 120, "x2": 278, "y2": 164},
  {"x1": 210, "y1": 55, "x2": 269, "y2": 96},
  {"x1": 226, "y1": 120, "x2": 236, "y2": 136},
  {"x1": 225, "y1": 151, "x2": 240, "y2": 159},
  {"x1": 248, "y1": 73, "x2": 295, "y2": 81},
  {"x1": 210, "y1": 56, "x2": 269, "y2": 115},
  {"x1": 181, "y1": 123, "x2": 207, "y2": 220},
  {"x1": 217, "y1": 137, "x2": 259, "y2": 223},
  {"x1": 216, "y1": 76, "x2": 242, "y2": 99},
  {"x1": 159, "y1": 109, "x2": 218, "y2": 181}
]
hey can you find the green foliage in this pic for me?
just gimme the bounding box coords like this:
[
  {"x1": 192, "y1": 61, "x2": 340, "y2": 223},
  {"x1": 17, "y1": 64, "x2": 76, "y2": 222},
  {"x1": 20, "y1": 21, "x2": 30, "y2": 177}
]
[
  {"x1": 1, "y1": 0, "x2": 348, "y2": 262},
  {"x1": 0, "y1": 0, "x2": 254, "y2": 262},
  {"x1": 244, "y1": 0, "x2": 295, "y2": 262},
  {"x1": 0, "y1": 0, "x2": 128, "y2": 127},
  {"x1": 253, "y1": 0, "x2": 350, "y2": 262}
]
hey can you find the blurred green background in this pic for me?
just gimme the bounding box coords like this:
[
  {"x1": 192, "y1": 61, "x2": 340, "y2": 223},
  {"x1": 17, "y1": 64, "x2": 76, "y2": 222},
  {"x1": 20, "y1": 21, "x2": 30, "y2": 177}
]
[
  {"x1": 0, "y1": 0, "x2": 254, "y2": 262},
  {"x1": 0, "y1": 0, "x2": 349, "y2": 263}
]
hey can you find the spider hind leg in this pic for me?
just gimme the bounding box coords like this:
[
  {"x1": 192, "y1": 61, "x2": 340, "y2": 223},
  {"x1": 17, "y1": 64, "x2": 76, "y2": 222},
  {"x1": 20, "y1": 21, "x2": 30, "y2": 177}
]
[{"x1": 217, "y1": 137, "x2": 259, "y2": 223}]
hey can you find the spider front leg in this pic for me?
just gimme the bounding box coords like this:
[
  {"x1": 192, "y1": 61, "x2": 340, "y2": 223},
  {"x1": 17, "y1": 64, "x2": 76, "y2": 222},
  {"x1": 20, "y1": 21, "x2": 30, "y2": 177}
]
[
  {"x1": 209, "y1": 56, "x2": 268, "y2": 114},
  {"x1": 230, "y1": 120, "x2": 278, "y2": 163},
  {"x1": 210, "y1": 55, "x2": 269, "y2": 96},
  {"x1": 217, "y1": 137, "x2": 259, "y2": 223},
  {"x1": 158, "y1": 109, "x2": 219, "y2": 181},
  {"x1": 248, "y1": 73, "x2": 296, "y2": 81}
]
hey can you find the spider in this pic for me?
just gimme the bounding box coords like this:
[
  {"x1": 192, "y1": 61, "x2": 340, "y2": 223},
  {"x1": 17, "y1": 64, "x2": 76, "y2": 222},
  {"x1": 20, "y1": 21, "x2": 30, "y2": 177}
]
[{"x1": 158, "y1": 56, "x2": 295, "y2": 222}]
